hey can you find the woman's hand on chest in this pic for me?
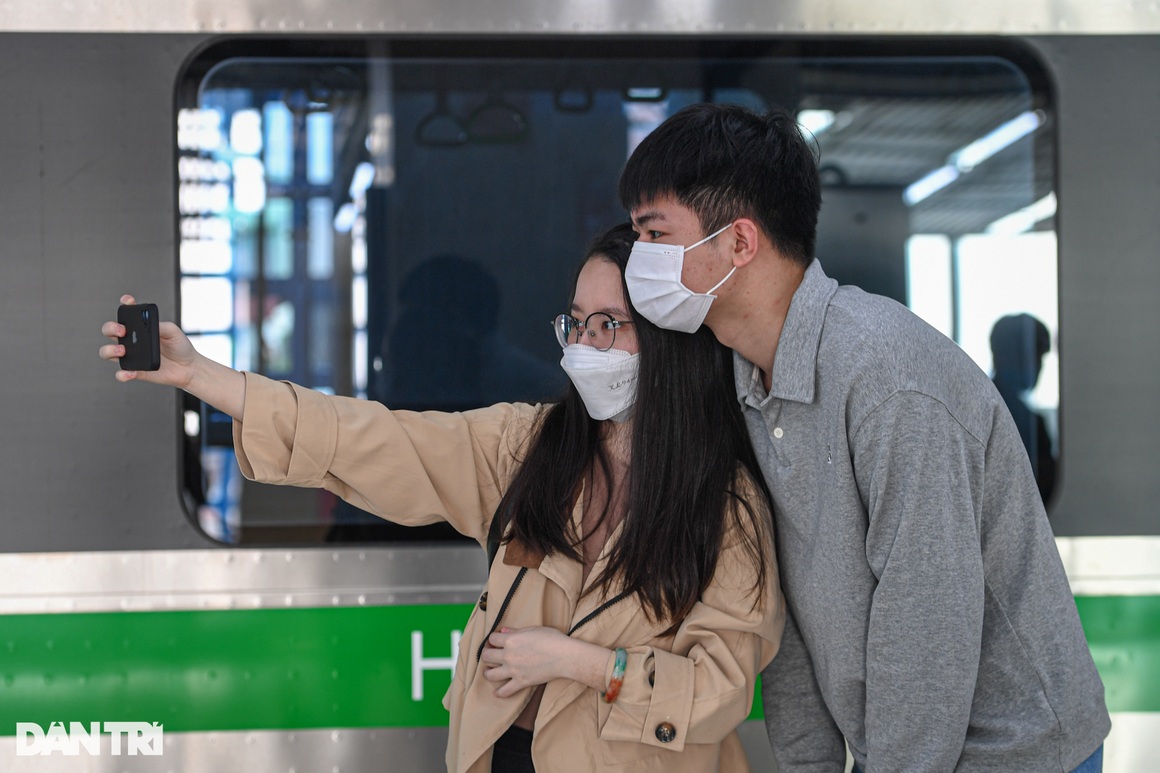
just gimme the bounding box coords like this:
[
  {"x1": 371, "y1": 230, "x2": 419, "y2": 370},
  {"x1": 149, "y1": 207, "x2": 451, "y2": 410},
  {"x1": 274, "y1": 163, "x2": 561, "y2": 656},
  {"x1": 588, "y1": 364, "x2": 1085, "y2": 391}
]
[{"x1": 480, "y1": 626, "x2": 612, "y2": 697}]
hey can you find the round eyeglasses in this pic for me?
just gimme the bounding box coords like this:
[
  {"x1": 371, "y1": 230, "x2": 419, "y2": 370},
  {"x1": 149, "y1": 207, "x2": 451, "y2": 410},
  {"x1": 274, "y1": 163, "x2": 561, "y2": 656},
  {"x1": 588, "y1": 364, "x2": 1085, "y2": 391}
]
[{"x1": 552, "y1": 312, "x2": 634, "y2": 352}]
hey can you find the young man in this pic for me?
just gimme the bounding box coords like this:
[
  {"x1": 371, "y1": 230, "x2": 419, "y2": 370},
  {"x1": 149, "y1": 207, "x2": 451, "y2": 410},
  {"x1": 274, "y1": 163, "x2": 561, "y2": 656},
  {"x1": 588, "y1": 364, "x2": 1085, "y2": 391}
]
[{"x1": 619, "y1": 103, "x2": 1109, "y2": 772}]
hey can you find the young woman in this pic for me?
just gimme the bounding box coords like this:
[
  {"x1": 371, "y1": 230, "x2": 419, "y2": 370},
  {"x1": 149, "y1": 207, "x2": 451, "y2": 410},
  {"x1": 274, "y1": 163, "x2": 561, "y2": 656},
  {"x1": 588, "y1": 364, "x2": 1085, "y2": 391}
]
[{"x1": 99, "y1": 224, "x2": 784, "y2": 772}]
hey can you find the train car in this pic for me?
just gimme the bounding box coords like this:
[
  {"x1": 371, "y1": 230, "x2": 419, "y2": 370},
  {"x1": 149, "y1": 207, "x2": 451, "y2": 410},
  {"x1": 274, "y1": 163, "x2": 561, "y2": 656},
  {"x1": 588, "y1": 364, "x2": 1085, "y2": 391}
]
[{"x1": 1, "y1": 0, "x2": 1157, "y2": 770}]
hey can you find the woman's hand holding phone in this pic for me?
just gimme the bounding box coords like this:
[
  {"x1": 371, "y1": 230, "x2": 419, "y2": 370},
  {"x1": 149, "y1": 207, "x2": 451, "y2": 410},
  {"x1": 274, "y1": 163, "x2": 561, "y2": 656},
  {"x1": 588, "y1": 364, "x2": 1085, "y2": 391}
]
[
  {"x1": 99, "y1": 295, "x2": 246, "y2": 419},
  {"x1": 100, "y1": 295, "x2": 197, "y2": 388}
]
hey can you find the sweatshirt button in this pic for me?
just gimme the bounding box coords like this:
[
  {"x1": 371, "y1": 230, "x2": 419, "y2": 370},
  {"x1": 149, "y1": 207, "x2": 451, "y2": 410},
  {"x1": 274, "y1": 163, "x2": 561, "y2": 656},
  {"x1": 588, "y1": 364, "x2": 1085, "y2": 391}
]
[
  {"x1": 655, "y1": 722, "x2": 677, "y2": 743},
  {"x1": 773, "y1": 427, "x2": 784, "y2": 438}
]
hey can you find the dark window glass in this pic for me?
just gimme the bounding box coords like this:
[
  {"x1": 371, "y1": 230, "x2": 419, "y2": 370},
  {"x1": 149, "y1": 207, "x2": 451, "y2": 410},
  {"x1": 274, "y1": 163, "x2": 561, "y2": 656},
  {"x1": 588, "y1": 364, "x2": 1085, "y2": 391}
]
[{"x1": 176, "y1": 39, "x2": 1056, "y2": 543}]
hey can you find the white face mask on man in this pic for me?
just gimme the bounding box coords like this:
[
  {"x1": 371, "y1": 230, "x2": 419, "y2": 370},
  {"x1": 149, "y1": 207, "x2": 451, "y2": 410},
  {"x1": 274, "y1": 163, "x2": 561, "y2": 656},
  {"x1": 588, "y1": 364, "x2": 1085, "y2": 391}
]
[
  {"x1": 559, "y1": 344, "x2": 640, "y2": 422},
  {"x1": 624, "y1": 222, "x2": 735, "y2": 333}
]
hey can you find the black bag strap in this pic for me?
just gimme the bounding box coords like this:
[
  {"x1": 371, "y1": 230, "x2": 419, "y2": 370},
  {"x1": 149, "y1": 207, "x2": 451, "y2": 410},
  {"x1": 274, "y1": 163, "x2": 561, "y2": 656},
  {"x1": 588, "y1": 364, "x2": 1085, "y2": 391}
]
[{"x1": 485, "y1": 499, "x2": 507, "y2": 569}]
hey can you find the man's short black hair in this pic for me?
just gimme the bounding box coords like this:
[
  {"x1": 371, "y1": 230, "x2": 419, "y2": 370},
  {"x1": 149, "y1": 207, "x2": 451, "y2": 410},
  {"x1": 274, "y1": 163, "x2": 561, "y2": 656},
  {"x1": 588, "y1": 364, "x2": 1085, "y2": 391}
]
[{"x1": 619, "y1": 103, "x2": 822, "y2": 267}]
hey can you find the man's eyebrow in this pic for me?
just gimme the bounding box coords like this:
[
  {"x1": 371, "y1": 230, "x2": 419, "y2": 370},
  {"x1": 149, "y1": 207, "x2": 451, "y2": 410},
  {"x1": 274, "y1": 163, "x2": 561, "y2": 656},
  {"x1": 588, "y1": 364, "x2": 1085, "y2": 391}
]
[{"x1": 631, "y1": 210, "x2": 665, "y2": 228}]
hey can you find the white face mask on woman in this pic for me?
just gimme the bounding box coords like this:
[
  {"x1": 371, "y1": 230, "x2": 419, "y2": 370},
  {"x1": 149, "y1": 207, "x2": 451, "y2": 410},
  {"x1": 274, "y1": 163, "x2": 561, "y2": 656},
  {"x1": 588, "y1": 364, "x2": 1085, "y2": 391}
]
[
  {"x1": 559, "y1": 344, "x2": 640, "y2": 422},
  {"x1": 624, "y1": 222, "x2": 735, "y2": 333}
]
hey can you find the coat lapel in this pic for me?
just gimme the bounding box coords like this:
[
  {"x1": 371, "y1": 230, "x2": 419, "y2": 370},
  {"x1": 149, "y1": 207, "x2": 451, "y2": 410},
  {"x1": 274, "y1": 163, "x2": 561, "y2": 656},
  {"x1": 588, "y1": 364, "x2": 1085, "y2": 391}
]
[{"x1": 502, "y1": 483, "x2": 588, "y2": 606}]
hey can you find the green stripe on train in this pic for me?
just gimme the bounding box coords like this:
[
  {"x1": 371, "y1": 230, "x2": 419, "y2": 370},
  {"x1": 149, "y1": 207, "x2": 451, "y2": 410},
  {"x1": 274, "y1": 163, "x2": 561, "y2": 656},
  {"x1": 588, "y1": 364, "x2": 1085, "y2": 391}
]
[
  {"x1": 1, "y1": 604, "x2": 470, "y2": 734},
  {"x1": 0, "y1": 595, "x2": 1155, "y2": 735},
  {"x1": 1075, "y1": 595, "x2": 1160, "y2": 715}
]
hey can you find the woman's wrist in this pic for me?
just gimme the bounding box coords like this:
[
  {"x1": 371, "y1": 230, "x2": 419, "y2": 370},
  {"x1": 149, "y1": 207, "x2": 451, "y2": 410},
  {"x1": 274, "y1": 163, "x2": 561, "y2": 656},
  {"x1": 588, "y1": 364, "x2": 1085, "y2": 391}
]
[
  {"x1": 565, "y1": 640, "x2": 616, "y2": 692},
  {"x1": 187, "y1": 354, "x2": 247, "y2": 420}
]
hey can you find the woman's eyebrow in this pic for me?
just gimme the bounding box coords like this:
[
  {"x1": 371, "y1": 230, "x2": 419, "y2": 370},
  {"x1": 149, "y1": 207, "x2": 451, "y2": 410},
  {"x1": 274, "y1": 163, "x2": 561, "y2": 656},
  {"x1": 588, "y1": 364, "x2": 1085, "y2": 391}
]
[{"x1": 570, "y1": 303, "x2": 630, "y2": 318}]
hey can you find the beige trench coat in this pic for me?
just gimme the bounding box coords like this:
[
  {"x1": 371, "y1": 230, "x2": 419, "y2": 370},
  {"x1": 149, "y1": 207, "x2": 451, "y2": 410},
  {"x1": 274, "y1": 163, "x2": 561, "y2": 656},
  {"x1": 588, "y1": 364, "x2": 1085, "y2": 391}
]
[{"x1": 233, "y1": 373, "x2": 785, "y2": 772}]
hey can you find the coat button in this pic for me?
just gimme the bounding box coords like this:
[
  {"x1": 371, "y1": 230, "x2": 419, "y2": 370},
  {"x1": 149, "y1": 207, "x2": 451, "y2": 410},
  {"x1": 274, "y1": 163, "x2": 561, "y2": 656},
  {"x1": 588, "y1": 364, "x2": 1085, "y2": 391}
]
[
  {"x1": 478, "y1": 591, "x2": 488, "y2": 611},
  {"x1": 654, "y1": 721, "x2": 677, "y2": 743}
]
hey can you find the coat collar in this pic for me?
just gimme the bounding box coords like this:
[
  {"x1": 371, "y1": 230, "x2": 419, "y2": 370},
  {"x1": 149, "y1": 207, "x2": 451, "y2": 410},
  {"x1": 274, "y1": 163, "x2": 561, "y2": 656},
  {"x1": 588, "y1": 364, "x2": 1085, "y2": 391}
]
[
  {"x1": 498, "y1": 478, "x2": 628, "y2": 624},
  {"x1": 501, "y1": 537, "x2": 544, "y2": 568}
]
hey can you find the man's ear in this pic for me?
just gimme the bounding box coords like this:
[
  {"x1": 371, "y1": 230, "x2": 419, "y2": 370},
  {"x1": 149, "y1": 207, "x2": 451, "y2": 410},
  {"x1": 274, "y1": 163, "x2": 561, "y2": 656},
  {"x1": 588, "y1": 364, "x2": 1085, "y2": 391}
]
[{"x1": 729, "y1": 218, "x2": 762, "y2": 268}]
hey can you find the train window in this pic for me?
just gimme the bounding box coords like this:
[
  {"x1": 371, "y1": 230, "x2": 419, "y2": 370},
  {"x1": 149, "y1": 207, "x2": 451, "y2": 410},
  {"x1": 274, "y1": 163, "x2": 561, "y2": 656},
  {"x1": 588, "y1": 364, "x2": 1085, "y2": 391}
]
[{"x1": 176, "y1": 39, "x2": 1056, "y2": 544}]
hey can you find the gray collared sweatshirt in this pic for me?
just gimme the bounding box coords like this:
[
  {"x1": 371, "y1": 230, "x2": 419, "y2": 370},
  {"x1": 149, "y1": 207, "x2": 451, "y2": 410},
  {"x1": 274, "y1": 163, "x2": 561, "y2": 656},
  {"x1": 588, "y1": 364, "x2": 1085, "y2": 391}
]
[{"x1": 743, "y1": 260, "x2": 1109, "y2": 773}]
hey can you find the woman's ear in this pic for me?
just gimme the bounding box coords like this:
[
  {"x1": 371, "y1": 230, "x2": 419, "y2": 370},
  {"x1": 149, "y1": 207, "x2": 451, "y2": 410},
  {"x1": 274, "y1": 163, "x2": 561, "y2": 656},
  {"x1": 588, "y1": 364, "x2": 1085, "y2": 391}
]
[{"x1": 729, "y1": 218, "x2": 762, "y2": 268}]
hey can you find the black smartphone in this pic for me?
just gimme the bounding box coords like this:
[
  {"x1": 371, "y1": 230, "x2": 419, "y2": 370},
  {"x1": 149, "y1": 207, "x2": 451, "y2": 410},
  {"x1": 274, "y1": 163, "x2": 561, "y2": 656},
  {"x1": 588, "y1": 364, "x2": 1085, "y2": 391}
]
[{"x1": 118, "y1": 303, "x2": 161, "y2": 371}]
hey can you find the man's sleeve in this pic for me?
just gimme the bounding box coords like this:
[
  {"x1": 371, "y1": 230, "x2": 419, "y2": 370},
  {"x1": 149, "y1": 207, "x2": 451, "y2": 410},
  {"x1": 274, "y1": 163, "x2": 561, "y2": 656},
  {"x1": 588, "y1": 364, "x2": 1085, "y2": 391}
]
[
  {"x1": 854, "y1": 390, "x2": 986, "y2": 772},
  {"x1": 761, "y1": 605, "x2": 847, "y2": 772}
]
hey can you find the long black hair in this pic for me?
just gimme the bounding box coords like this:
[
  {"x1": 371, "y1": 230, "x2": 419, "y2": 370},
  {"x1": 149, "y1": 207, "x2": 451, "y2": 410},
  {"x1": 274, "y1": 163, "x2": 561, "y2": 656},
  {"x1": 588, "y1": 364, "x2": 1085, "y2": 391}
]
[{"x1": 497, "y1": 223, "x2": 771, "y2": 635}]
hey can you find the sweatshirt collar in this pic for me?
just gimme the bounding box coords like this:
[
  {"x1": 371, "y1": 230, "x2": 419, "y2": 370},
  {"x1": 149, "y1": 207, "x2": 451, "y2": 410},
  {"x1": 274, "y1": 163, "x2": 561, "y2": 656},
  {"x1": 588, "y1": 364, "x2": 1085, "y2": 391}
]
[{"x1": 734, "y1": 258, "x2": 837, "y2": 407}]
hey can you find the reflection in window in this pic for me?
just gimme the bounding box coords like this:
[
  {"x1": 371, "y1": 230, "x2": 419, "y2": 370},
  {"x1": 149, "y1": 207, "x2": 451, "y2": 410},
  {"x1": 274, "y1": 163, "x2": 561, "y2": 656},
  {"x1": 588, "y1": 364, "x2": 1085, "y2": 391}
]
[
  {"x1": 263, "y1": 198, "x2": 294, "y2": 280},
  {"x1": 263, "y1": 101, "x2": 294, "y2": 185},
  {"x1": 177, "y1": 41, "x2": 1055, "y2": 542},
  {"x1": 906, "y1": 230, "x2": 1059, "y2": 504},
  {"x1": 180, "y1": 277, "x2": 234, "y2": 334},
  {"x1": 261, "y1": 298, "x2": 295, "y2": 374},
  {"x1": 307, "y1": 197, "x2": 335, "y2": 280},
  {"x1": 906, "y1": 235, "x2": 953, "y2": 339},
  {"x1": 306, "y1": 112, "x2": 335, "y2": 185}
]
